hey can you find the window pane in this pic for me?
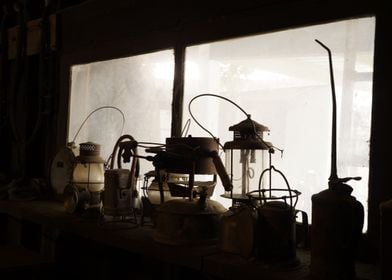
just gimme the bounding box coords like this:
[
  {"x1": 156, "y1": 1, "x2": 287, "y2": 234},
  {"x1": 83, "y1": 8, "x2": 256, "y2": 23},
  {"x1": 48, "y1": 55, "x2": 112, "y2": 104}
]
[
  {"x1": 183, "y1": 17, "x2": 375, "y2": 230},
  {"x1": 69, "y1": 50, "x2": 174, "y2": 175}
]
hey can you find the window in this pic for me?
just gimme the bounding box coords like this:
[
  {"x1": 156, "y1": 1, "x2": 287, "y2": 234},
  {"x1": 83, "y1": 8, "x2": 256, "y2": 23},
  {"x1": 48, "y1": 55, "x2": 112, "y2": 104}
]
[
  {"x1": 67, "y1": 17, "x2": 374, "y2": 230},
  {"x1": 183, "y1": 17, "x2": 375, "y2": 230},
  {"x1": 68, "y1": 50, "x2": 174, "y2": 175}
]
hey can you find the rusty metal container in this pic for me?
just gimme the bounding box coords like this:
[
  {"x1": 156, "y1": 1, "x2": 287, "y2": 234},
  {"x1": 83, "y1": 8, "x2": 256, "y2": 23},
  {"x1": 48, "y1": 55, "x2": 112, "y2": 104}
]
[
  {"x1": 153, "y1": 197, "x2": 227, "y2": 245},
  {"x1": 257, "y1": 201, "x2": 297, "y2": 262},
  {"x1": 165, "y1": 137, "x2": 219, "y2": 174},
  {"x1": 218, "y1": 204, "x2": 256, "y2": 258}
]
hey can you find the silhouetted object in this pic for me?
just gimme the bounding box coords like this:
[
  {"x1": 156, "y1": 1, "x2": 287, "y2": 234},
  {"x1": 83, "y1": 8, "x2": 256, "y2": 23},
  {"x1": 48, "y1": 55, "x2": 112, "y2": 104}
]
[
  {"x1": 154, "y1": 189, "x2": 227, "y2": 245},
  {"x1": 380, "y1": 200, "x2": 392, "y2": 280},
  {"x1": 102, "y1": 134, "x2": 138, "y2": 223},
  {"x1": 148, "y1": 136, "x2": 232, "y2": 245},
  {"x1": 218, "y1": 203, "x2": 256, "y2": 258},
  {"x1": 187, "y1": 94, "x2": 305, "y2": 263},
  {"x1": 50, "y1": 143, "x2": 76, "y2": 196},
  {"x1": 249, "y1": 166, "x2": 302, "y2": 264},
  {"x1": 310, "y1": 40, "x2": 364, "y2": 280},
  {"x1": 222, "y1": 115, "x2": 272, "y2": 204},
  {"x1": 63, "y1": 142, "x2": 105, "y2": 216}
]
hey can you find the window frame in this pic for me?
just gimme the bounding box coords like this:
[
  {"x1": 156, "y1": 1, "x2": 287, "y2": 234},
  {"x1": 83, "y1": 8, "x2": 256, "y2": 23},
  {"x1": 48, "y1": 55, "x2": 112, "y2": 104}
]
[{"x1": 57, "y1": 1, "x2": 386, "y2": 243}]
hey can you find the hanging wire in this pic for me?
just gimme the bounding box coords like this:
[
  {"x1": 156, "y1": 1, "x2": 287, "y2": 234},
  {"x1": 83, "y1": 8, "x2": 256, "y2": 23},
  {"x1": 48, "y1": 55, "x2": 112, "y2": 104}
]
[{"x1": 71, "y1": 106, "x2": 125, "y2": 144}]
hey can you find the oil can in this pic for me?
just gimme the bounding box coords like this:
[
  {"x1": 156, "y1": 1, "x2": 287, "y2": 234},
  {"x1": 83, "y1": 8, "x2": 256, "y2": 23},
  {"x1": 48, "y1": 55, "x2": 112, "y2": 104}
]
[{"x1": 310, "y1": 184, "x2": 364, "y2": 280}]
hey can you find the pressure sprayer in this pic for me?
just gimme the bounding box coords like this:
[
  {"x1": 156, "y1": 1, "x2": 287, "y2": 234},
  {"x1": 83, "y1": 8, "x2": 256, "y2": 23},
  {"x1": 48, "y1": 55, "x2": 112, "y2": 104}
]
[{"x1": 310, "y1": 40, "x2": 364, "y2": 280}]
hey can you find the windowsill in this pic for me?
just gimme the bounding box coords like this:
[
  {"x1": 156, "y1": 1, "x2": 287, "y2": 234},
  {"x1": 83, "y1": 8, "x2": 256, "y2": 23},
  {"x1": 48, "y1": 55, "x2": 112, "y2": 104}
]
[{"x1": 0, "y1": 199, "x2": 378, "y2": 280}]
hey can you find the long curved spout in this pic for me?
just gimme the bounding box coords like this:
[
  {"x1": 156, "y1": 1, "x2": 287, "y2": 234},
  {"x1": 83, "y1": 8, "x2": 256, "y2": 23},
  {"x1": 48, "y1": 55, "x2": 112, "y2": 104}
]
[{"x1": 315, "y1": 39, "x2": 338, "y2": 183}]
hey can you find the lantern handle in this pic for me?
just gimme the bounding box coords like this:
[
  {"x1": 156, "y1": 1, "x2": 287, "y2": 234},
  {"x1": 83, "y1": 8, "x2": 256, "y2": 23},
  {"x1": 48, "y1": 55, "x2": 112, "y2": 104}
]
[
  {"x1": 256, "y1": 165, "x2": 298, "y2": 208},
  {"x1": 71, "y1": 106, "x2": 125, "y2": 144},
  {"x1": 188, "y1": 93, "x2": 249, "y2": 149}
]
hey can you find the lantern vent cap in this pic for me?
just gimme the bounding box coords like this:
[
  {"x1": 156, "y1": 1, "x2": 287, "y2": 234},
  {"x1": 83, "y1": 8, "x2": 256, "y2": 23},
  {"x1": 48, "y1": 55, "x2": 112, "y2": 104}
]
[
  {"x1": 224, "y1": 116, "x2": 272, "y2": 150},
  {"x1": 76, "y1": 141, "x2": 105, "y2": 163},
  {"x1": 228, "y1": 115, "x2": 270, "y2": 134}
]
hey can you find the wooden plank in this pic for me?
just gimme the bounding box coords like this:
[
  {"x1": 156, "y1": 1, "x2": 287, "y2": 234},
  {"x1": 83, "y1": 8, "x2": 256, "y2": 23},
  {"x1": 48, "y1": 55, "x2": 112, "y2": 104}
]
[{"x1": 0, "y1": 246, "x2": 53, "y2": 270}]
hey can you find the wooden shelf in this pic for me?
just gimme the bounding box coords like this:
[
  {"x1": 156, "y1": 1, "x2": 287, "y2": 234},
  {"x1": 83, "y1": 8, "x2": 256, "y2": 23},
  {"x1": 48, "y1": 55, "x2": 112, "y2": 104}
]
[{"x1": 0, "y1": 200, "x2": 377, "y2": 279}]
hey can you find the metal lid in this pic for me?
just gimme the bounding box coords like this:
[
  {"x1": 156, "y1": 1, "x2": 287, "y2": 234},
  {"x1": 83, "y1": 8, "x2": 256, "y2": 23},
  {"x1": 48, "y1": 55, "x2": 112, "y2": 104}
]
[
  {"x1": 76, "y1": 142, "x2": 105, "y2": 163},
  {"x1": 224, "y1": 139, "x2": 272, "y2": 150},
  {"x1": 163, "y1": 136, "x2": 219, "y2": 174},
  {"x1": 224, "y1": 116, "x2": 272, "y2": 150},
  {"x1": 228, "y1": 116, "x2": 269, "y2": 134}
]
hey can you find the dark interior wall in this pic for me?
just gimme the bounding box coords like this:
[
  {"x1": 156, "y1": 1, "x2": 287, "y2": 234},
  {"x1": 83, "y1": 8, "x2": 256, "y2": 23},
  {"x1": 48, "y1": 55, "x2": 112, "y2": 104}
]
[
  {"x1": 368, "y1": 0, "x2": 392, "y2": 254},
  {"x1": 1, "y1": 0, "x2": 391, "y2": 257}
]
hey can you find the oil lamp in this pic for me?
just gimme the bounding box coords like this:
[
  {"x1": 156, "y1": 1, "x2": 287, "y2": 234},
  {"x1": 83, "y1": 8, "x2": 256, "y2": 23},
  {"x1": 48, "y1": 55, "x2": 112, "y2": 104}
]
[
  {"x1": 222, "y1": 115, "x2": 272, "y2": 204},
  {"x1": 219, "y1": 116, "x2": 305, "y2": 263},
  {"x1": 64, "y1": 142, "x2": 105, "y2": 214}
]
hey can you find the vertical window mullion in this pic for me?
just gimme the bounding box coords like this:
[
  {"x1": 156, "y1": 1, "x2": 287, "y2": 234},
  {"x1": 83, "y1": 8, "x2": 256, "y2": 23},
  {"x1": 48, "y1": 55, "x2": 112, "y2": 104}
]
[{"x1": 171, "y1": 44, "x2": 186, "y2": 137}]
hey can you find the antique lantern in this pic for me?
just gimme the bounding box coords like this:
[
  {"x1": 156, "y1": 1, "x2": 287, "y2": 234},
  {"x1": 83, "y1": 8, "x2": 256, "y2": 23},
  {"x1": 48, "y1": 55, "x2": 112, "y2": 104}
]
[
  {"x1": 222, "y1": 115, "x2": 272, "y2": 204},
  {"x1": 64, "y1": 142, "x2": 105, "y2": 214},
  {"x1": 73, "y1": 142, "x2": 105, "y2": 192}
]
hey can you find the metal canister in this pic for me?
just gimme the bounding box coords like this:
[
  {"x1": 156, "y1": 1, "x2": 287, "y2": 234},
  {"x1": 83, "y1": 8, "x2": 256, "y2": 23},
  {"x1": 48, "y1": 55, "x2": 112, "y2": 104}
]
[
  {"x1": 103, "y1": 169, "x2": 132, "y2": 216},
  {"x1": 218, "y1": 204, "x2": 256, "y2": 258},
  {"x1": 310, "y1": 186, "x2": 364, "y2": 280},
  {"x1": 153, "y1": 197, "x2": 227, "y2": 245},
  {"x1": 257, "y1": 201, "x2": 296, "y2": 262}
]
